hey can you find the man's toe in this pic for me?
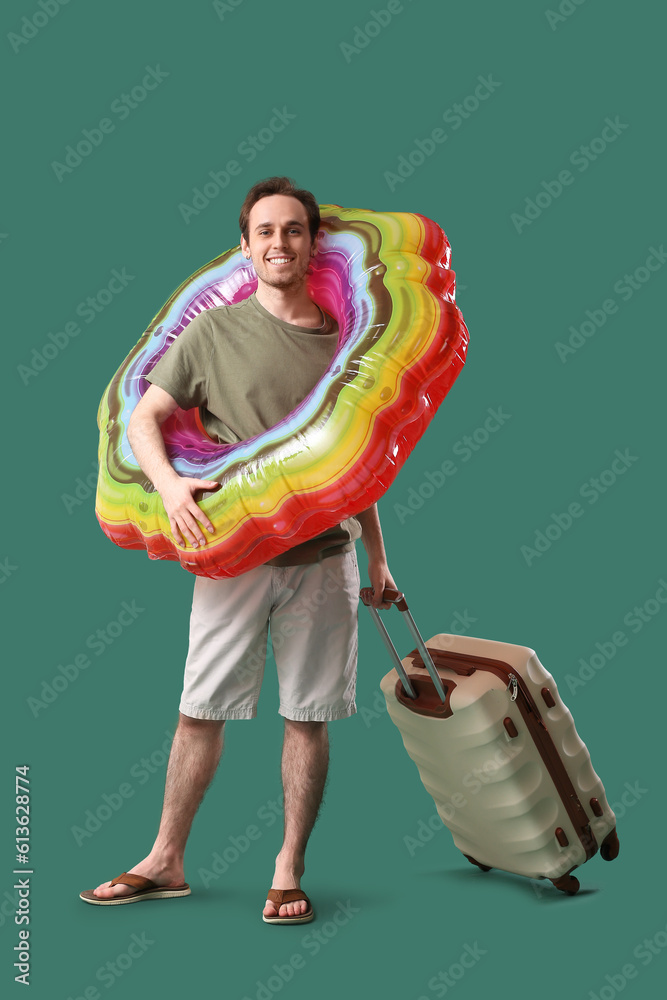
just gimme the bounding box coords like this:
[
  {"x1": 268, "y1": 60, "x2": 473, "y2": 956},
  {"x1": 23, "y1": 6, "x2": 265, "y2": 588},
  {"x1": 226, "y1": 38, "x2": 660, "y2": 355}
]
[
  {"x1": 264, "y1": 889, "x2": 311, "y2": 920},
  {"x1": 93, "y1": 882, "x2": 113, "y2": 898},
  {"x1": 282, "y1": 899, "x2": 307, "y2": 917},
  {"x1": 93, "y1": 880, "x2": 132, "y2": 899}
]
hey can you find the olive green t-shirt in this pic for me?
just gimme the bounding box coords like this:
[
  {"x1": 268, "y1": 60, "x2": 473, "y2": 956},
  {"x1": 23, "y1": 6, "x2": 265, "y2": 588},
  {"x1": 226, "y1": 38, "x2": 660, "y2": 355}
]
[{"x1": 146, "y1": 293, "x2": 361, "y2": 565}]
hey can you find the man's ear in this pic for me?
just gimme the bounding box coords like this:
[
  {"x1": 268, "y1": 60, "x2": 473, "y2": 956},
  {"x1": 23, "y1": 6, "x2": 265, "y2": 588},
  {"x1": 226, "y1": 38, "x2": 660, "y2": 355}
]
[{"x1": 240, "y1": 234, "x2": 250, "y2": 259}]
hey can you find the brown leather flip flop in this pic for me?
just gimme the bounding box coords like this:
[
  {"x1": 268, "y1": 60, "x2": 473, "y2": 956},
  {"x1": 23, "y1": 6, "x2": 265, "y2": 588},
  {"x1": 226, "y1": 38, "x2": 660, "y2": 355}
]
[
  {"x1": 79, "y1": 872, "x2": 191, "y2": 905},
  {"x1": 263, "y1": 888, "x2": 314, "y2": 925}
]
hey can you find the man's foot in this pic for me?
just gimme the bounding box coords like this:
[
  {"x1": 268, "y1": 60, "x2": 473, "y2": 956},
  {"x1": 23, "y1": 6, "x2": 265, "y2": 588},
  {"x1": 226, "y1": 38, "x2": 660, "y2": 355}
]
[
  {"x1": 86, "y1": 859, "x2": 185, "y2": 901},
  {"x1": 263, "y1": 888, "x2": 313, "y2": 924},
  {"x1": 263, "y1": 855, "x2": 313, "y2": 922},
  {"x1": 80, "y1": 872, "x2": 190, "y2": 906}
]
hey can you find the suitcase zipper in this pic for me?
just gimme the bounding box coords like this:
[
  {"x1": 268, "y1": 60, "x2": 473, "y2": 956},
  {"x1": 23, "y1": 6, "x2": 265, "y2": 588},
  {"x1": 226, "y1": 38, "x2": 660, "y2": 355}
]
[{"x1": 409, "y1": 648, "x2": 598, "y2": 861}]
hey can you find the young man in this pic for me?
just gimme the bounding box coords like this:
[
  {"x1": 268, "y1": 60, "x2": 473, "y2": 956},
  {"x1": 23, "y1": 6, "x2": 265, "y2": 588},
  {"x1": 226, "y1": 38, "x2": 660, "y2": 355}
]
[{"x1": 80, "y1": 177, "x2": 396, "y2": 924}]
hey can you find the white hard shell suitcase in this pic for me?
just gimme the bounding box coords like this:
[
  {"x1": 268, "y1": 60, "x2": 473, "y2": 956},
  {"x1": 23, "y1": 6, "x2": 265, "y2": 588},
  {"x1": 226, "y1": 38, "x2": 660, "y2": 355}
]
[{"x1": 361, "y1": 588, "x2": 620, "y2": 894}]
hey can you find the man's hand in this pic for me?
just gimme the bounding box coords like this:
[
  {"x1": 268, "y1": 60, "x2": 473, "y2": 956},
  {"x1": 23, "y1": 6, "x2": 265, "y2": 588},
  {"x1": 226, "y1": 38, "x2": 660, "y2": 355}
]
[
  {"x1": 127, "y1": 385, "x2": 220, "y2": 548},
  {"x1": 356, "y1": 503, "x2": 396, "y2": 610},
  {"x1": 158, "y1": 476, "x2": 220, "y2": 548},
  {"x1": 366, "y1": 558, "x2": 398, "y2": 610}
]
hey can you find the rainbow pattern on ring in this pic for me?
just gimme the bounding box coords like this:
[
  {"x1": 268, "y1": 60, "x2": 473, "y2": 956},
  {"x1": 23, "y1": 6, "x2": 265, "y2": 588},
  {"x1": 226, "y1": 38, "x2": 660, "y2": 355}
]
[{"x1": 96, "y1": 205, "x2": 469, "y2": 578}]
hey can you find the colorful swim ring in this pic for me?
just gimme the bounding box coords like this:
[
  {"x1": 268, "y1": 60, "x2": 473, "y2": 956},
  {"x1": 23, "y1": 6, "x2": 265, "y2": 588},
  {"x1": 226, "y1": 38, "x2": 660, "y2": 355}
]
[{"x1": 96, "y1": 205, "x2": 469, "y2": 579}]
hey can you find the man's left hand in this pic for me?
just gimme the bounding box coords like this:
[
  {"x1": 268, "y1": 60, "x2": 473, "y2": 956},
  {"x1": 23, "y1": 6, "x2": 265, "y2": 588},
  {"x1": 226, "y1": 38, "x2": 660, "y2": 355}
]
[{"x1": 367, "y1": 560, "x2": 398, "y2": 610}]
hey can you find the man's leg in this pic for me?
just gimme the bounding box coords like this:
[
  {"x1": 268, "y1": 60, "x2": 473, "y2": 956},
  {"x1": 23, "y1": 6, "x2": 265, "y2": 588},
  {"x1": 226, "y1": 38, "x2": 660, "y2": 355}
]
[
  {"x1": 264, "y1": 552, "x2": 359, "y2": 919},
  {"x1": 92, "y1": 713, "x2": 224, "y2": 899},
  {"x1": 263, "y1": 719, "x2": 329, "y2": 919}
]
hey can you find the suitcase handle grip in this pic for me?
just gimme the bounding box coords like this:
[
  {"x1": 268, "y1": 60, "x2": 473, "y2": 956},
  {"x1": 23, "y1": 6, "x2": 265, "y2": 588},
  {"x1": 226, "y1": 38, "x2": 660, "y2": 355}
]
[{"x1": 359, "y1": 587, "x2": 408, "y2": 612}]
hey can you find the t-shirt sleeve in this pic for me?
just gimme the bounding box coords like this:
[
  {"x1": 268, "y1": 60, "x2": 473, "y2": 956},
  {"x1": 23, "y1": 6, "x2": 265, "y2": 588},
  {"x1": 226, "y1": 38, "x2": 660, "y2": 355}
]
[{"x1": 145, "y1": 311, "x2": 212, "y2": 410}]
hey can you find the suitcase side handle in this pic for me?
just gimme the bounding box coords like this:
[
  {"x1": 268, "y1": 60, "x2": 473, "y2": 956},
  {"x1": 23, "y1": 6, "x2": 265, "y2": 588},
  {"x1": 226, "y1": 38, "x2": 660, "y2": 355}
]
[{"x1": 359, "y1": 587, "x2": 448, "y2": 704}]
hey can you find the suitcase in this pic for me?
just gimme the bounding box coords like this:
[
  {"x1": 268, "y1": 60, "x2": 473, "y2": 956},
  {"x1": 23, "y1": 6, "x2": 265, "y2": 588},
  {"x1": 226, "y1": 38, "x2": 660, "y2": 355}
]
[{"x1": 361, "y1": 587, "x2": 620, "y2": 894}]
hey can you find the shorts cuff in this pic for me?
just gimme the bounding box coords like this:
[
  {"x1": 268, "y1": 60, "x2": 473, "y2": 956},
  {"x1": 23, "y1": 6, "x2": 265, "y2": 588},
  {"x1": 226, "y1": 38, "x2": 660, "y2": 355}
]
[
  {"x1": 278, "y1": 704, "x2": 357, "y2": 722},
  {"x1": 179, "y1": 701, "x2": 257, "y2": 721}
]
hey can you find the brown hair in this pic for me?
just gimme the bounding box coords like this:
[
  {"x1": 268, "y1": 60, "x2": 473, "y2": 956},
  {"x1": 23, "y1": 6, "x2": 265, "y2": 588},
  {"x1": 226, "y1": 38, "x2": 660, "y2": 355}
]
[{"x1": 239, "y1": 176, "x2": 320, "y2": 244}]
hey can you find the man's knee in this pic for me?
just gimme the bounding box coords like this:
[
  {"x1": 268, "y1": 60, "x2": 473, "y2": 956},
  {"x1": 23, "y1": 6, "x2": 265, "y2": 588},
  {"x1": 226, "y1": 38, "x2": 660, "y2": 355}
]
[
  {"x1": 177, "y1": 711, "x2": 225, "y2": 733},
  {"x1": 284, "y1": 718, "x2": 327, "y2": 738}
]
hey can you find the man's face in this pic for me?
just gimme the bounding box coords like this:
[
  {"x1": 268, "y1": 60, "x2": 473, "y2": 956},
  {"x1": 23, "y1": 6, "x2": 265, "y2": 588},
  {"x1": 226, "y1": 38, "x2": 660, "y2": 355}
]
[{"x1": 240, "y1": 194, "x2": 316, "y2": 292}]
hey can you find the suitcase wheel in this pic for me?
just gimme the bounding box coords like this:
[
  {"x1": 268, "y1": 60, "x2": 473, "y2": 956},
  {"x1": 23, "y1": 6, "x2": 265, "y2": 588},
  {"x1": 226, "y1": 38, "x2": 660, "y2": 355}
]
[
  {"x1": 463, "y1": 853, "x2": 492, "y2": 873},
  {"x1": 550, "y1": 874, "x2": 580, "y2": 895},
  {"x1": 600, "y1": 827, "x2": 620, "y2": 861}
]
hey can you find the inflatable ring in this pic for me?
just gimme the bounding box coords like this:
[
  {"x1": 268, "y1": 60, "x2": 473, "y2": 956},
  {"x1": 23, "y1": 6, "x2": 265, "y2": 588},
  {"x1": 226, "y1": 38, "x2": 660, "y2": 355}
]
[{"x1": 96, "y1": 205, "x2": 469, "y2": 579}]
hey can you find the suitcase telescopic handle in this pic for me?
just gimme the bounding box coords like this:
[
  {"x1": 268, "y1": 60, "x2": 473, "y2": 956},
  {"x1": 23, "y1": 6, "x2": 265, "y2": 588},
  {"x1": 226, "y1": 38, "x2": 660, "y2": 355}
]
[{"x1": 359, "y1": 588, "x2": 448, "y2": 703}]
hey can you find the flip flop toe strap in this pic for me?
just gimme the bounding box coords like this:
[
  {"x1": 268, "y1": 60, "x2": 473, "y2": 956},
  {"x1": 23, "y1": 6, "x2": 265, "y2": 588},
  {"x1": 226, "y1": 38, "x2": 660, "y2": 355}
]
[{"x1": 109, "y1": 873, "x2": 157, "y2": 891}]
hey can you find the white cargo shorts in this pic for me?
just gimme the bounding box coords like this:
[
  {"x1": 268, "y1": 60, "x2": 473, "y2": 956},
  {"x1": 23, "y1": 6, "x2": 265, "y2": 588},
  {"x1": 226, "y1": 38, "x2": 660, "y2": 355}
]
[{"x1": 179, "y1": 549, "x2": 360, "y2": 722}]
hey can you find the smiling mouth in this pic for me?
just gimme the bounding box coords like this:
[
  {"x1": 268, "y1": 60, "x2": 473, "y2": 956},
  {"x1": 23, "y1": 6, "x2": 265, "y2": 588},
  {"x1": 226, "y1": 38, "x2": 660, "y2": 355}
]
[{"x1": 267, "y1": 257, "x2": 295, "y2": 265}]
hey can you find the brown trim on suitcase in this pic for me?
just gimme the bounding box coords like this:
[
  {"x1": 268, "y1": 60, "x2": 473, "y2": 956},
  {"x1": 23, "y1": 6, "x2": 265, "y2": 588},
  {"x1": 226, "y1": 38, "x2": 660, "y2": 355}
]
[
  {"x1": 407, "y1": 648, "x2": 546, "y2": 715},
  {"x1": 406, "y1": 646, "x2": 599, "y2": 862},
  {"x1": 395, "y1": 676, "x2": 457, "y2": 718}
]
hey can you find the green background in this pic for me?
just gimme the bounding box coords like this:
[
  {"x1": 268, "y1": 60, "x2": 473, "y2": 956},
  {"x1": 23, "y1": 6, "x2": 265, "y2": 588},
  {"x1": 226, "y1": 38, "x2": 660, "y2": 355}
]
[{"x1": 2, "y1": 0, "x2": 665, "y2": 997}]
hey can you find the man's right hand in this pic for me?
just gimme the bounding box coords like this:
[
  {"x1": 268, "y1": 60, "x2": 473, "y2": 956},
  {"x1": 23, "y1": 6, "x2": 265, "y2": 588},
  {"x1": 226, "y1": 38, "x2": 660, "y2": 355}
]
[
  {"x1": 158, "y1": 476, "x2": 220, "y2": 548},
  {"x1": 127, "y1": 385, "x2": 221, "y2": 549}
]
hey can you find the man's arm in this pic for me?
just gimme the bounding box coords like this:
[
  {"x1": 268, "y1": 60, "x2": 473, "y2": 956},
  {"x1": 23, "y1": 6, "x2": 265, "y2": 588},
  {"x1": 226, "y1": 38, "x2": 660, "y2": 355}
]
[
  {"x1": 355, "y1": 503, "x2": 397, "y2": 609},
  {"x1": 128, "y1": 384, "x2": 219, "y2": 548}
]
